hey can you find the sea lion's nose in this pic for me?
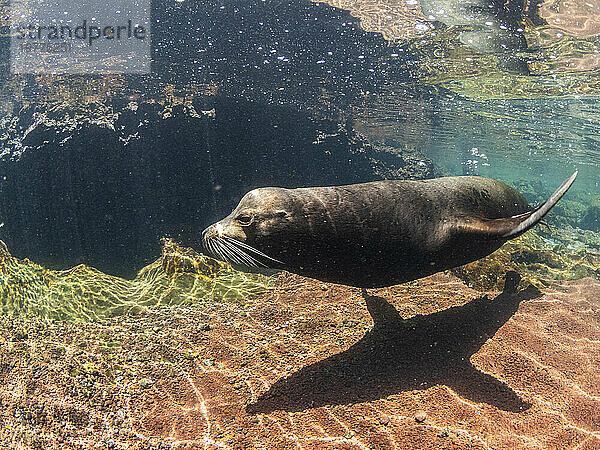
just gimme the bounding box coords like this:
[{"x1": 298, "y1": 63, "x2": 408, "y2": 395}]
[
  {"x1": 202, "y1": 223, "x2": 225, "y2": 241},
  {"x1": 202, "y1": 224, "x2": 217, "y2": 255},
  {"x1": 202, "y1": 224, "x2": 217, "y2": 241}
]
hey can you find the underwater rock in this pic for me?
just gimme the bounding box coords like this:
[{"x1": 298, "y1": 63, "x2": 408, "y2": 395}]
[
  {"x1": 0, "y1": 239, "x2": 274, "y2": 321},
  {"x1": 548, "y1": 199, "x2": 587, "y2": 228},
  {"x1": 415, "y1": 410, "x2": 427, "y2": 423},
  {"x1": 453, "y1": 229, "x2": 600, "y2": 290},
  {"x1": 544, "y1": 225, "x2": 600, "y2": 250},
  {"x1": 159, "y1": 238, "x2": 230, "y2": 278},
  {"x1": 452, "y1": 250, "x2": 518, "y2": 291},
  {"x1": 509, "y1": 247, "x2": 564, "y2": 268},
  {"x1": 579, "y1": 202, "x2": 600, "y2": 232}
]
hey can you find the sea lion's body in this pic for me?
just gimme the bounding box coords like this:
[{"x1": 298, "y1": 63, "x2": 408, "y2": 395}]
[{"x1": 203, "y1": 173, "x2": 576, "y2": 288}]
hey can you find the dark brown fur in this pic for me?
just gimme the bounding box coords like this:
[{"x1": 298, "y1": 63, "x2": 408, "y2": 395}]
[{"x1": 203, "y1": 173, "x2": 576, "y2": 288}]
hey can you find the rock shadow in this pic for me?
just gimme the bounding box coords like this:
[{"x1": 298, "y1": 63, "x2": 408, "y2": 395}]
[{"x1": 248, "y1": 271, "x2": 540, "y2": 414}]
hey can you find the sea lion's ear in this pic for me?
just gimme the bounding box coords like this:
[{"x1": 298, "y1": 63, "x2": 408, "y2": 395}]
[{"x1": 459, "y1": 171, "x2": 577, "y2": 239}]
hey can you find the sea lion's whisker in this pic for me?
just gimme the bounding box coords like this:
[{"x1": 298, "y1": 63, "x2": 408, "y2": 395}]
[
  {"x1": 218, "y1": 240, "x2": 256, "y2": 267},
  {"x1": 207, "y1": 235, "x2": 272, "y2": 268},
  {"x1": 231, "y1": 244, "x2": 280, "y2": 267},
  {"x1": 205, "y1": 237, "x2": 260, "y2": 268},
  {"x1": 215, "y1": 240, "x2": 244, "y2": 265},
  {"x1": 219, "y1": 245, "x2": 242, "y2": 266},
  {"x1": 226, "y1": 242, "x2": 262, "y2": 268},
  {"x1": 219, "y1": 239, "x2": 257, "y2": 267},
  {"x1": 222, "y1": 238, "x2": 273, "y2": 268},
  {"x1": 208, "y1": 238, "x2": 227, "y2": 262},
  {"x1": 222, "y1": 236, "x2": 284, "y2": 266},
  {"x1": 207, "y1": 239, "x2": 219, "y2": 259}
]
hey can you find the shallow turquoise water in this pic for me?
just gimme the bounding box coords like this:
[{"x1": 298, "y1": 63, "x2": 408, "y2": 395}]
[{"x1": 424, "y1": 96, "x2": 599, "y2": 197}]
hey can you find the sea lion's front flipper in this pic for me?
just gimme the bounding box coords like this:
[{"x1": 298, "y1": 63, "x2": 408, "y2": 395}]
[{"x1": 461, "y1": 171, "x2": 578, "y2": 239}]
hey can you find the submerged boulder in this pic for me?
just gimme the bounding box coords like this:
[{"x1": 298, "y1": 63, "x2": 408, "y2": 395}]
[
  {"x1": 0, "y1": 239, "x2": 273, "y2": 321},
  {"x1": 579, "y1": 200, "x2": 600, "y2": 232}
]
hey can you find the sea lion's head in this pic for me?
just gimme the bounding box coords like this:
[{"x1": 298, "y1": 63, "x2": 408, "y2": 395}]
[{"x1": 202, "y1": 187, "x2": 303, "y2": 269}]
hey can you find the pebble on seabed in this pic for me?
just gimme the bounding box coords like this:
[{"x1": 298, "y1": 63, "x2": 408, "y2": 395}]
[{"x1": 415, "y1": 410, "x2": 427, "y2": 423}]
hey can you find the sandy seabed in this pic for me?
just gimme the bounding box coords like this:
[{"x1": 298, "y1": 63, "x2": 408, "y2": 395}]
[{"x1": 1, "y1": 270, "x2": 599, "y2": 449}]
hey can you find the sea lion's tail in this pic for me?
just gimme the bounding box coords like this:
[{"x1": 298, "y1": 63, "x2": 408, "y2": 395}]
[
  {"x1": 495, "y1": 171, "x2": 578, "y2": 238},
  {"x1": 460, "y1": 171, "x2": 578, "y2": 239}
]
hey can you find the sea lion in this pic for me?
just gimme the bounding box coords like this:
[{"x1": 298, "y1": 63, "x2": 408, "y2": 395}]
[{"x1": 202, "y1": 172, "x2": 577, "y2": 288}]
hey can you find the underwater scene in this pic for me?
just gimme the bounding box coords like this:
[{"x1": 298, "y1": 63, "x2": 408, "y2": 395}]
[{"x1": 0, "y1": 0, "x2": 600, "y2": 448}]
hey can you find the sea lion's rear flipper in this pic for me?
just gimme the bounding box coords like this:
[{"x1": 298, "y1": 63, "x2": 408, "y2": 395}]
[{"x1": 462, "y1": 171, "x2": 578, "y2": 239}]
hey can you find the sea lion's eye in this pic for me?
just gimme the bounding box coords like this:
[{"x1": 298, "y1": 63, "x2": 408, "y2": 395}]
[{"x1": 236, "y1": 214, "x2": 253, "y2": 226}]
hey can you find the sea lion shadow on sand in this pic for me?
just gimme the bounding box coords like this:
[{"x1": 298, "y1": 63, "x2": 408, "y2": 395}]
[{"x1": 247, "y1": 271, "x2": 540, "y2": 414}]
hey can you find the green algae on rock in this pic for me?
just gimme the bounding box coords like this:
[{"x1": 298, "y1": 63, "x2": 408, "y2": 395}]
[
  {"x1": 453, "y1": 229, "x2": 600, "y2": 291},
  {"x1": 578, "y1": 196, "x2": 600, "y2": 232},
  {"x1": 0, "y1": 239, "x2": 275, "y2": 322}
]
